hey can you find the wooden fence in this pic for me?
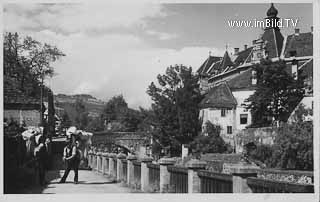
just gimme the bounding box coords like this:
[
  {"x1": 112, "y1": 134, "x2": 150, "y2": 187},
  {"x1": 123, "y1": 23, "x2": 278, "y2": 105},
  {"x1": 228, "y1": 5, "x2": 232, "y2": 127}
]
[
  {"x1": 168, "y1": 166, "x2": 188, "y2": 193},
  {"x1": 198, "y1": 170, "x2": 233, "y2": 193},
  {"x1": 148, "y1": 163, "x2": 160, "y2": 192}
]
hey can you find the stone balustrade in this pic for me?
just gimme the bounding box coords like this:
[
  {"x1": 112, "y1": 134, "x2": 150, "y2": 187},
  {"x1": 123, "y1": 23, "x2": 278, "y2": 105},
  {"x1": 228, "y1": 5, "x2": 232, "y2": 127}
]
[{"x1": 87, "y1": 152, "x2": 313, "y2": 193}]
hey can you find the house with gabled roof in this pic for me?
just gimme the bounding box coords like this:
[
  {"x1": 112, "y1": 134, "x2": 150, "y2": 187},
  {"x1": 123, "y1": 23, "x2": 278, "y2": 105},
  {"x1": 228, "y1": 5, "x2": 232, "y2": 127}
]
[{"x1": 197, "y1": 3, "x2": 313, "y2": 146}]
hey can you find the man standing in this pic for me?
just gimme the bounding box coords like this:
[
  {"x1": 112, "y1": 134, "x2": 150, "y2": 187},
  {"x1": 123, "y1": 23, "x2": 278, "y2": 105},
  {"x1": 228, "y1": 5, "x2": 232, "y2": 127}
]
[{"x1": 59, "y1": 138, "x2": 81, "y2": 184}]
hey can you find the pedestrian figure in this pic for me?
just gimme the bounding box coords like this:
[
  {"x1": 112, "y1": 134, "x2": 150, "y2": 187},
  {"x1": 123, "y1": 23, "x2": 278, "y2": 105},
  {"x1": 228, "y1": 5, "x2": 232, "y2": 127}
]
[
  {"x1": 59, "y1": 138, "x2": 81, "y2": 184},
  {"x1": 34, "y1": 135, "x2": 48, "y2": 185}
]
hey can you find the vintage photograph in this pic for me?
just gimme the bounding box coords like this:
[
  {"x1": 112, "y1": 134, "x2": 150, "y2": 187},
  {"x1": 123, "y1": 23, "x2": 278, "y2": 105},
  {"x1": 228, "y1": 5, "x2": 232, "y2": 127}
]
[{"x1": 3, "y1": 2, "x2": 315, "y2": 195}]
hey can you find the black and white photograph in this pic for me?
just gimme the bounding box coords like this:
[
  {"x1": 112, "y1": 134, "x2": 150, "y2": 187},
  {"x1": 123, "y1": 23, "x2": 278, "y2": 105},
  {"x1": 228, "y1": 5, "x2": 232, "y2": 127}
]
[{"x1": 1, "y1": 0, "x2": 319, "y2": 199}]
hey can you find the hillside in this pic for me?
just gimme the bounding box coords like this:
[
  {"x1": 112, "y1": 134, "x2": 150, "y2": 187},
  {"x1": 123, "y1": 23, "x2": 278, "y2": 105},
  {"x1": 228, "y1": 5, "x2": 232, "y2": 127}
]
[{"x1": 54, "y1": 94, "x2": 106, "y2": 119}]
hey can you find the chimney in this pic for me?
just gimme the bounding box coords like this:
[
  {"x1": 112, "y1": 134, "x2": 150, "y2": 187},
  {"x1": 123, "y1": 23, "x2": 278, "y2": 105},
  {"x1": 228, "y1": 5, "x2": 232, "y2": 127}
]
[
  {"x1": 311, "y1": 26, "x2": 313, "y2": 33},
  {"x1": 294, "y1": 28, "x2": 300, "y2": 36},
  {"x1": 234, "y1": 48, "x2": 239, "y2": 55},
  {"x1": 244, "y1": 44, "x2": 248, "y2": 50}
]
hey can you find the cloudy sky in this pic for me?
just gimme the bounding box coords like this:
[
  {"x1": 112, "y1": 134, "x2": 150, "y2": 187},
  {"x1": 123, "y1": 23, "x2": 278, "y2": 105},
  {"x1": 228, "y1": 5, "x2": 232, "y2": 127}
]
[{"x1": 3, "y1": 2, "x2": 312, "y2": 109}]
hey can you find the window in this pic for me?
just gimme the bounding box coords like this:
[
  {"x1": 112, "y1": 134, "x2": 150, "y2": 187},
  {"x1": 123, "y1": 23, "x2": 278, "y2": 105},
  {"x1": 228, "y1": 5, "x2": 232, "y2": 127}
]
[
  {"x1": 240, "y1": 114, "x2": 248, "y2": 125},
  {"x1": 227, "y1": 126, "x2": 232, "y2": 134},
  {"x1": 221, "y1": 109, "x2": 226, "y2": 117}
]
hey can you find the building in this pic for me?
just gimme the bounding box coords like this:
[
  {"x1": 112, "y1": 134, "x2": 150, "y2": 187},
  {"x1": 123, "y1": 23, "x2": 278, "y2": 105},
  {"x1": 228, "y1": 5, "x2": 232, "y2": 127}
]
[
  {"x1": 198, "y1": 3, "x2": 313, "y2": 144},
  {"x1": 4, "y1": 76, "x2": 42, "y2": 127}
]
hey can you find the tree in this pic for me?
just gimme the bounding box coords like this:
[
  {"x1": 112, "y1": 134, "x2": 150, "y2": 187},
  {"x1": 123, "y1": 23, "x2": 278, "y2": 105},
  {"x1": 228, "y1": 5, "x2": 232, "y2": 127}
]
[
  {"x1": 189, "y1": 121, "x2": 231, "y2": 155},
  {"x1": 147, "y1": 65, "x2": 203, "y2": 156},
  {"x1": 74, "y1": 99, "x2": 89, "y2": 130},
  {"x1": 250, "y1": 105, "x2": 313, "y2": 170},
  {"x1": 61, "y1": 111, "x2": 72, "y2": 130},
  {"x1": 4, "y1": 32, "x2": 65, "y2": 98},
  {"x1": 244, "y1": 59, "x2": 305, "y2": 127}
]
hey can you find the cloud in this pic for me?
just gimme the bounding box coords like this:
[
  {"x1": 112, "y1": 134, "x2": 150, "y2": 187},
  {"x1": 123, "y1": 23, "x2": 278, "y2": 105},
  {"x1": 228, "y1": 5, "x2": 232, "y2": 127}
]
[
  {"x1": 4, "y1": 3, "x2": 225, "y2": 109},
  {"x1": 4, "y1": 3, "x2": 166, "y2": 34},
  {"x1": 146, "y1": 30, "x2": 178, "y2": 40}
]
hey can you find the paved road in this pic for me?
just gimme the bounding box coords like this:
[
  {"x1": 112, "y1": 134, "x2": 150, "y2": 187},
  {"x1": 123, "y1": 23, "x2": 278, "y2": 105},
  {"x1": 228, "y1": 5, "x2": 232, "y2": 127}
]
[{"x1": 24, "y1": 170, "x2": 136, "y2": 194}]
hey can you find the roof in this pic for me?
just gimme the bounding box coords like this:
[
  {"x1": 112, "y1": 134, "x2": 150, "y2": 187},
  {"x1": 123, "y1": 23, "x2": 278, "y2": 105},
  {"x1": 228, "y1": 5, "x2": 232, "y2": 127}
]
[
  {"x1": 4, "y1": 76, "x2": 40, "y2": 110},
  {"x1": 283, "y1": 32, "x2": 313, "y2": 58},
  {"x1": 233, "y1": 47, "x2": 254, "y2": 67},
  {"x1": 207, "y1": 51, "x2": 234, "y2": 75},
  {"x1": 199, "y1": 82, "x2": 237, "y2": 109},
  {"x1": 262, "y1": 28, "x2": 284, "y2": 58},
  {"x1": 227, "y1": 69, "x2": 256, "y2": 91},
  {"x1": 197, "y1": 56, "x2": 222, "y2": 75}
]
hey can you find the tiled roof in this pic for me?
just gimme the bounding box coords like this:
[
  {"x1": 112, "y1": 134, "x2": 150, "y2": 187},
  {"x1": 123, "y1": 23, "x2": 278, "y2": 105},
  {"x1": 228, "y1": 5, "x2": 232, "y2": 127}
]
[
  {"x1": 207, "y1": 51, "x2": 234, "y2": 75},
  {"x1": 197, "y1": 56, "x2": 222, "y2": 75},
  {"x1": 233, "y1": 47, "x2": 253, "y2": 67},
  {"x1": 227, "y1": 69, "x2": 255, "y2": 91},
  {"x1": 261, "y1": 28, "x2": 284, "y2": 58},
  {"x1": 4, "y1": 76, "x2": 40, "y2": 109},
  {"x1": 199, "y1": 82, "x2": 237, "y2": 109},
  {"x1": 283, "y1": 32, "x2": 313, "y2": 58}
]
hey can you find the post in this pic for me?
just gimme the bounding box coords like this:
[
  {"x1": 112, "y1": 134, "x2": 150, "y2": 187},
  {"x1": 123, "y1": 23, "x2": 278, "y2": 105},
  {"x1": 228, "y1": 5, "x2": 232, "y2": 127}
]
[
  {"x1": 140, "y1": 156, "x2": 153, "y2": 192},
  {"x1": 127, "y1": 154, "x2": 137, "y2": 187},
  {"x1": 117, "y1": 153, "x2": 127, "y2": 182},
  {"x1": 96, "y1": 152, "x2": 101, "y2": 171},
  {"x1": 186, "y1": 159, "x2": 207, "y2": 193},
  {"x1": 109, "y1": 153, "x2": 116, "y2": 177},
  {"x1": 228, "y1": 163, "x2": 259, "y2": 193},
  {"x1": 97, "y1": 152, "x2": 102, "y2": 173},
  {"x1": 102, "y1": 153, "x2": 108, "y2": 174},
  {"x1": 159, "y1": 157, "x2": 176, "y2": 193}
]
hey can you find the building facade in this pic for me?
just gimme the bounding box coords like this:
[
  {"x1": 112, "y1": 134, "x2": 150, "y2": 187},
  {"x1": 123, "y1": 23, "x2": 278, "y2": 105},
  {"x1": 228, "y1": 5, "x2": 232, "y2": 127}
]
[{"x1": 197, "y1": 3, "x2": 313, "y2": 145}]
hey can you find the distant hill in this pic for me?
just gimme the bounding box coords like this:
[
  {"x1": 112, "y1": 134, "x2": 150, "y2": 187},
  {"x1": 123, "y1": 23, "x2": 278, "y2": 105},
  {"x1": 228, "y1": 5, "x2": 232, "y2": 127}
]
[{"x1": 54, "y1": 94, "x2": 106, "y2": 119}]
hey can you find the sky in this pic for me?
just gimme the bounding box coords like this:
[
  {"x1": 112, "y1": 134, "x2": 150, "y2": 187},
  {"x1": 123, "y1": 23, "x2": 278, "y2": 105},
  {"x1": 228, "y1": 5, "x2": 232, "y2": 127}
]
[{"x1": 3, "y1": 2, "x2": 313, "y2": 109}]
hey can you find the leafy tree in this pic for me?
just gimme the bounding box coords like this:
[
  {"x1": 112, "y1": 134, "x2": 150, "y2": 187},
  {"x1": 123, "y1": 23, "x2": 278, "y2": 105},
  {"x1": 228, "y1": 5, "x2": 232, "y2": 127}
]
[
  {"x1": 189, "y1": 121, "x2": 230, "y2": 155},
  {"x1": 147, "y1": 65, "x2": 203, "y2": 156},
  {"x1": 74, "y1": 99, "x2": 89, "y2": 130},
  {"x1": 100, "y1": 95, "x2": 144, "y2": 132},
  {"x1": 4, "y1": 32, "x2": 65, "y2": 98},
  {"x1": 250, "y1": 106, "x2": 313, "y2": 170},
  {"x1": 244, "y1": 59, "x2": 305, "y2": 127},
  {"x1": 61, "y1": 111, "x2": 72, "y2": 129}
]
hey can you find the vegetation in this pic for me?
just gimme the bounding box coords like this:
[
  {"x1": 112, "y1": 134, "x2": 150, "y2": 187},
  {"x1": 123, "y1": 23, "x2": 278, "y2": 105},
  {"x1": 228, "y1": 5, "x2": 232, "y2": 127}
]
[
  {"x1": 147, "y1": 65, "x2": 203, "y2": 156},
  {"x1": 251, "y1": 106, "x2": 313, "y2": 171},
  {"x1": 244, "y1": 59, "x2": 305, "y2": 127},
  {"x1": 190, "y1": 121, "x2": 231, "y2": 155},
  {"x1": 4, "y1": 32, "x2": 65, "y2": 98}
]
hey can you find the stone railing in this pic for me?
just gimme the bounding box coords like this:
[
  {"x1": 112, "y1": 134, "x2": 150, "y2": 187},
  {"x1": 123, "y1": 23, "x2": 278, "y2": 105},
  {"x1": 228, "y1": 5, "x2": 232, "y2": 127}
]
[{"x1": 87, "y1": 151, "x2": 314, "y2": 193}]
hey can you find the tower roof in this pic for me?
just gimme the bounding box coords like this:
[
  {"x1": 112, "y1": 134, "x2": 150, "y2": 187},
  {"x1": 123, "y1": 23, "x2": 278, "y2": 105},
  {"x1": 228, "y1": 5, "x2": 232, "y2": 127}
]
[{"x1": 267, "y1": 3, "x2": 278, "y2": 18}]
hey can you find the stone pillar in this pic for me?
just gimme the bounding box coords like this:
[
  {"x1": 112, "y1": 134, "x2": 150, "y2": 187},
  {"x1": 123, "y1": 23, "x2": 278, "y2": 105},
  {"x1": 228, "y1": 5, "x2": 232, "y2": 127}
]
[
  {"x1": 127, "y1": 155, "x2": 137, "y2": 187},
  {"x1": 228, "y1": 163, "x2": 259, "y2": 193},
  {"x1": 102, "y1": 153, "x2": 108, "y2": 174},
  {"x1": 87, "y1": 152, "x2": 92, "y2": 168},
  {"x1": 117, "y1": 153, "x2": 127, "y2": 182},
  {"x1": 96, "y1": 152, "x2": 101, "y2": 172},
  {"x1": 140, "y1": 156, "x2": 153, "y2": 192},
  {"x1": 108, "y1": 153, "x2": 116, "y2": 177},
  {"x1": 159, "y1": 157, "x2": 176, "y2": 193},
  {"x1": 186, "y1": 159, "x2": 207, "y2": 193}
]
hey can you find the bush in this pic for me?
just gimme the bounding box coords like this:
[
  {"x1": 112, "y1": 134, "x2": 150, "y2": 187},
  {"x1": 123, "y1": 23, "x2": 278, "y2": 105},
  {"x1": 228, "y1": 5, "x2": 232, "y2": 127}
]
[{"x1": 190, "y1": 121, "x2": 229, "y2": 154}]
